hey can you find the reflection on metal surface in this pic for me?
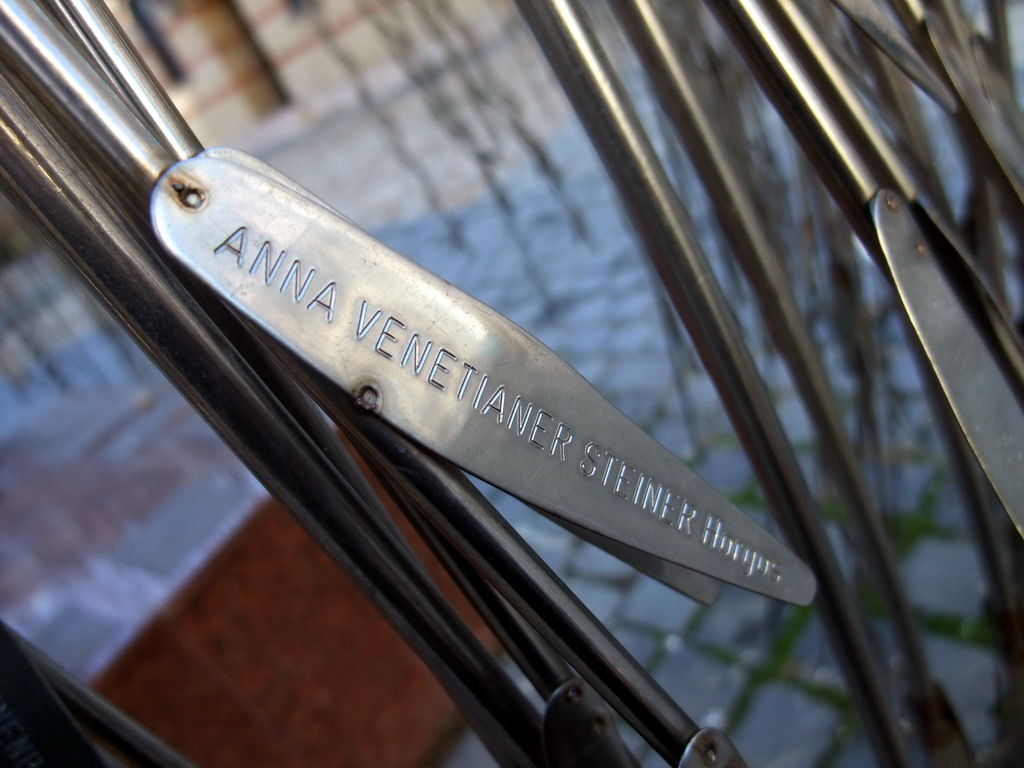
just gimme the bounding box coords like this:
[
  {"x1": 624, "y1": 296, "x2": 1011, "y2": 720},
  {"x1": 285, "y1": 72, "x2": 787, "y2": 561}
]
[
  {"x1": 872, "y1": 190, "x2": 1024, "y2": 536},
  {"x1": 926, "y1": 14, "x2": 1024, "y2": 209},
  {"x1": 151, "y1": 149, "x2": 815, "y2": 604}
]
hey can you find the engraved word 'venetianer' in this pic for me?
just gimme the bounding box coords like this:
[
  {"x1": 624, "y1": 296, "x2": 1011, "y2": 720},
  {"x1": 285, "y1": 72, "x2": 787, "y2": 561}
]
[{"x1": 212, "y1": 225, "x2": 782, "y2": 583}]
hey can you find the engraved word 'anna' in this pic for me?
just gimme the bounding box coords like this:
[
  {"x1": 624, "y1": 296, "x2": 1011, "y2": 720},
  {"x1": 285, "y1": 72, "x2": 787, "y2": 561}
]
[{"x1": 213, "y1": 226, "x2": 338, "y2": 322}]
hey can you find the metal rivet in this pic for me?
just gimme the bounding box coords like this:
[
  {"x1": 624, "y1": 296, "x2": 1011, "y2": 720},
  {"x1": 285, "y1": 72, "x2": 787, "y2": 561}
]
[
  {"x1": 171, "y1": 181, "x2": 206, "y2": 210},
  {"x1": 565, "y1": 684, "x2": 583, "y2": 704},
  {"x1": 355, "y1": 383, "x2": 382, "y2": 413},
  {"x1": 914, "y1": 239, "x2": 926, "y2": 255},
  {"x1": 588, "y1": 714, "x2": 607, "y2": 736},
  {"x1": 884, "y1": 193, "x2": 898, "y2": 212},
  {"x1": 704, "y1": 744, "x2": 718, "y2": 765}
]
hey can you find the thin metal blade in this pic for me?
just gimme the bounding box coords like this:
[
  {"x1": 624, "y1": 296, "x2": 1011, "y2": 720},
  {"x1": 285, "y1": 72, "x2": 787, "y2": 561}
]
[
  {"x1": 550, "y1": 517, "x2": 721, "y2": 604},
  {"x1": 200, "y1": 150, "x2": 713, "y2": 605},
  {"x1": 926, "y1": 15, "x2": 1024, "y2": 200},
  {"x1": 829, "y1": 0, "x2": 958, "y2": 112},
  {"x1": 151, "y1": 150, "x2": 815, "y2": 604},
  {"x1": 872, "y1": 190, "x2": 1024, "y2": 536}
]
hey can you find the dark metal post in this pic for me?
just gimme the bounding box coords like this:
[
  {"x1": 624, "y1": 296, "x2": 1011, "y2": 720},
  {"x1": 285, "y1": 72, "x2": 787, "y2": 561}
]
[
  {"x1": 347, "y1": 413, "x2": 699, "y2": 763},
  {"x1": 0, "y1": 76, "x2": 543, "y2": 768}
]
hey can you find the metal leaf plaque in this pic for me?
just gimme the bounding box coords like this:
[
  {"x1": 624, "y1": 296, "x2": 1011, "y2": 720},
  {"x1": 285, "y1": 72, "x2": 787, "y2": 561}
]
[{"x1": 151, "y1": 149, "x2": 816, "y2": 604}]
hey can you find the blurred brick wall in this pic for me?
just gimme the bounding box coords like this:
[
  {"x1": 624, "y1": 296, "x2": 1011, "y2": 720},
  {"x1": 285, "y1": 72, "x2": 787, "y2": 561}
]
[
  {"x1": 109, "y1": 0, "x2": 282, "y2": 144},
  {"x1": 108, "y1": 0, "x2": 508, "y2": 146}
]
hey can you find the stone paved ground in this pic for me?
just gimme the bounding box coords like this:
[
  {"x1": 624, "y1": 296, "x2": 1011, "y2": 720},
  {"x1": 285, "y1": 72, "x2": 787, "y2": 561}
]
[
  {"x1": 257, "y1": 6, "x2": 1013, "y2": 766},
  {"x1": 0, "y1": 1, "x2": 1014, "y2": 765}
]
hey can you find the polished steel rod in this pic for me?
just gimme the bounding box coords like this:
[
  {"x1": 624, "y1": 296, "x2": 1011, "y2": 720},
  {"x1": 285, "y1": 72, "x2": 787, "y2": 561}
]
[
  {"x1": 512, "y1": 0, "x2": 912, "y2": 765},
  {"x1": 314, "y1": 387, "x2": 572, "y2": 700},
  {"x1": 401, "y1": 495, "x2": 572, "y2": 701},
  {"x1": 25, "y1": 0, "x2": 435, "y2": 594},
  {"x1": 854, "y1": 29, "x2": 954, "y2": 224},
  {"x1": 48, "y1": 0, "x2": 201, "y2": 160},
  {"x1": 611, "y1": 0, "x2": 934, "y2": 706},
  {"x1": 710, "y1": 0, "x2": 918, "y2": 249},
  {"x1": 886, "y1": 0, "x2": 926, "y2": 28},
  {"x1": 0, "y1": 0, "x2": 168, "y2": 193},
  {"x1": 705, "y1": 2, "x2": 1015, "y2": 759},
  {"x1": 879, "y1": 0, "x2": 1024, "y2": 230},
  {"x1": 0, "y1": 78, "x2": 543, "y2": 768},
  {"x1": 713, "y1": 0, "x2": 1024, "y2": 590},
  {"x1": 985, "y1": 0, "x2": 1012, "y2": 86},
  {"x1": 347, "y1": 413, "x2": 699, "y2": 763}
]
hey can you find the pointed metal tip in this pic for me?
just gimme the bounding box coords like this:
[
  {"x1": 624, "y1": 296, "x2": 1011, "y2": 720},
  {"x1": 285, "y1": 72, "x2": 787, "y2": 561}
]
[
  {"x1": 790, "y1": 568, "x2": 818, "y2": 606},
  {"x1": 766, "y1": 553, "x2": 817, "y2": 606}
]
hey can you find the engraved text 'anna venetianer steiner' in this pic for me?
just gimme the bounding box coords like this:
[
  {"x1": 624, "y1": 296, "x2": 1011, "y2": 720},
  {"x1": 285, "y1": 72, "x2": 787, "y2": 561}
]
[{"x1": 212, "y1": 224, "x2": 783, "y2": 584}]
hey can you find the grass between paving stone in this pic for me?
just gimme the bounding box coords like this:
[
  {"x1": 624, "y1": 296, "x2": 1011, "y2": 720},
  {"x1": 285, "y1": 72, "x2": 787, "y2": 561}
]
[
  {"x1": 812, "y1": 708, "x2": 861, "y2": 768},
  {"x1": 684, "y1": 602, "x2": 856, "y2": 765},
  {"x1": 673, "y1": 427, "x2": 986, "y2": 754},
  {"x1": 725, "y1": 479, "x2": 767, "y2": 509},
  {"x1": 668, "y1": 541, "x2": 871, "y2": 765},
  {"x1": 718, "y1": 604, "x2": 855, "y2": 766},
  {"x1": 858, "y1": 578, "x2": 995, "y2": 647},
  {"x1": 717, "y1": 605, "x2": 821, "y2": 727},
  {"x1": 700, "y1": 430, "x2": 744, "y2": 451},
  {"x1": 884, "y1": 466, "x2": 955, "y2": 558},
  {"x1": 914, "y1": 610, "x2": 995, "y2": 647},
  {"x1": 816, "y1": 497, "x2": 852, "y2": 525}
]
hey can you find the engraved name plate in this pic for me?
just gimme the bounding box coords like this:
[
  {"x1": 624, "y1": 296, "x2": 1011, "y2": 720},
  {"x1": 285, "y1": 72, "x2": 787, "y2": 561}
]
[{"x1": 152, "y1": 149, "x2": 816, "y2": 604}]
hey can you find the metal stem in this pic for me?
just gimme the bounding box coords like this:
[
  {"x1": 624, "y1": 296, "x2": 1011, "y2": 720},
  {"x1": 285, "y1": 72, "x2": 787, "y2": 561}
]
[
  {"x1": 21, "y1": 641, "x2": 198, "y2": 768},
  {"x1": 347, "y1": 413, "x2": 699, "y2": 763},
  {"x1": 329, "y1": 399, "x2": 571, "y2": 699},
  {"x1": 985, "y1": 0, "x2": 1012, "y2": 88},
  {"x1": 28, "y1": 0, "x2": 439, "y2": 608},
  {"x1": 886, "y1": 0, "x2": 926, "y2": 29},
  {"x1": 715, "y1": 0, "x2": 1024, "y2": 451},
  {"x1": 512, "y1": 0, "x2": 913, "y2": 765},
  {"x1": 611, "y1": 0, "x2": 934, "y2": 709},
  {"x1": 45, "y1": 0, "x2": 201, "y2": 161},
  {"x1": 0, "y1": 0, "x2": 169, "y2": 193},
  {"x1": 716, "y1": 0, "x2": 1024, "y2": 709},
  {"x1": 709, "y1": 0, "x2": 922, "y2": 250},
  {"x1": 0, "y1": 77, "x2": 543, "y2": 768},
  {"x1": 402, "y1": 496, "x2": 571, "y2": 701},
  {"x1": 853, "y1": 27, "x2": 954, "y2": 224}
]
